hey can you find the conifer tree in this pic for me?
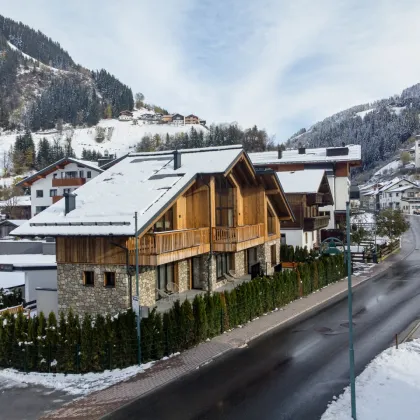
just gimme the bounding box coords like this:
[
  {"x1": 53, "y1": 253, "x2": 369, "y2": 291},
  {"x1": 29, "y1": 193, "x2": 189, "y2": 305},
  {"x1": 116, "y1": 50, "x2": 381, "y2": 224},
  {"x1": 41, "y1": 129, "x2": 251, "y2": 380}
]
[
  {"x1": 26, "y1": 316, "x2": 38, "y2": 371},
  {"x1": 80, "y1": 313, "x2": 93, "y2": 372},
  {"x1": 192, "y1": 295, "x2": 208, "y2": 343},
  {"x1": 180, "y1": 300, "x2": 194, "y2": 350},
  {"x1": 37, "y1": 312, "x2": 47, "y2": 370}
]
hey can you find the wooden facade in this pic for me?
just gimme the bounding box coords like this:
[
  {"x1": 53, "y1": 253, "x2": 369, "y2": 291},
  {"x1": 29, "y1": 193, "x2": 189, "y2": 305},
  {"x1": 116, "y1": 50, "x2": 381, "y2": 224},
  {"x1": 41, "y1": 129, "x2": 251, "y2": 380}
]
[{"x1": 55, "y1": 152, "x2": 291, "y2": 268}]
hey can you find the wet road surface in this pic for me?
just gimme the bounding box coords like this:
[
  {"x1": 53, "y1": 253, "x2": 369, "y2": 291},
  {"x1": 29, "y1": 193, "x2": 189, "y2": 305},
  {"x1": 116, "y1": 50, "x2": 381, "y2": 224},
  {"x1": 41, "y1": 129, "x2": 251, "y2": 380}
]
[{"x1": 110, "y1": 217, "x2": 420, "y2": 420}]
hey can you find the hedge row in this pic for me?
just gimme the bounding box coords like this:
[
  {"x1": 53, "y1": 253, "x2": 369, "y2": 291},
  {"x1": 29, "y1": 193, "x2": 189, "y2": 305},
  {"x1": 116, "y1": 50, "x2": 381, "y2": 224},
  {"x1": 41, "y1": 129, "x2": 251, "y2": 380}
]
[
  {"x1": 280, "y1": 244, "x2": 318, "y2": 263},
  {"x1": 0, "y1": 288, "x2": 23, "y2": 310},
  {"x1": 0, "y1": 255, "x2": 345, "y2": 372}
]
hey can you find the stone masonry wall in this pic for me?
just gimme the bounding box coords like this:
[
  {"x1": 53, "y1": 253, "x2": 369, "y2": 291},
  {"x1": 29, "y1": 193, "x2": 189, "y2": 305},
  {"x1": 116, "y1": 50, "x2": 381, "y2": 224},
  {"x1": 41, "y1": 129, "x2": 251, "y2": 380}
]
[{"x1": 58, "y1": 263, "x2": 130, "y2": 317}]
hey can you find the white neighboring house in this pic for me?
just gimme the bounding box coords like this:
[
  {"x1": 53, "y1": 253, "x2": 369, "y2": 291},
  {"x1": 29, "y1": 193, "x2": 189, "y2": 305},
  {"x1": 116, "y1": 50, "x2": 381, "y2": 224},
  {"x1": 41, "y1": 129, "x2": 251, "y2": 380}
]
[
  {"x1": 401, "y1": 193, "x2": 420, "y2": 215},
  {"x1": 249, "y1": 145, "x2": 362, "y2": 230},
  {"x1": 276, "y1": 169, "x2": 334, "y2": 250},
  {"x1": 0, "y1": 254, "x2": 56, "y2": 303},
  {"x1": 378, "y1": 178, "x2": 420, "y2": 212},
  {"x1": 16, "y1": 157, "x2": 104, "y2": 217}
]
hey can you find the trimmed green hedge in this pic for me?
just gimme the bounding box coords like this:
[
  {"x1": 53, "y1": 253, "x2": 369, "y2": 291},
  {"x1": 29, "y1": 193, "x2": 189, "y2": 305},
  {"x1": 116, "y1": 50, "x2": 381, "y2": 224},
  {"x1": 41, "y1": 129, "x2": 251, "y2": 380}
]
[{"x1": 0, "y1": 255, "x2": 345, "y2": 372}]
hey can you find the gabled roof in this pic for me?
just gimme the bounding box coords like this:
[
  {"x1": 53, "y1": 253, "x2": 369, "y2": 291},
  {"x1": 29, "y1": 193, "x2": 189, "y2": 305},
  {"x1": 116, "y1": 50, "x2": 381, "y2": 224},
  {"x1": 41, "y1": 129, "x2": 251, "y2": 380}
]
[
  {"x1": 249, "y1": 145, "x2": 362, "y2": 165},
  {"x1": 276, "y1": 169, "x2": 326, "y2": 194},
  {"x1": 379, "y1": 178, "x2": 418, "y2": 193},
  {"x1": 16, "y1": 157, "x2": 104, "y2": 187},
  {"x1": 12, "y1": 146, "x2": 249, "y2": 237},
  {"x1": 185, "y1": 114, "x2": 198, "y2": 118}
]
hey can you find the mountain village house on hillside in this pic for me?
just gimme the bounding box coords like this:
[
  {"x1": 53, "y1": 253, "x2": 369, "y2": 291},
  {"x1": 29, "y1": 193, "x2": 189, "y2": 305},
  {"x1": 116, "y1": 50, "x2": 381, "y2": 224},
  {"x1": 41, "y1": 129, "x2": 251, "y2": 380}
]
[
  {"x1": 275, "y1": 170, "x2": 333, "y2": 249},
  {"x1": 16, "y1": 157, "x2": 104, "y2": 217},
  {"x1": 249, "y1": 145, "x2": 362, "y2": 233},
  {"x1": 378, "y1": 178, "x2": 420, "y2": 211},
  {"x1": 134, "y1": 111, "x2": 206, "y2": 127},
  {"x1": 13, "y1": 145, "x2": 294, "y2": 316}
]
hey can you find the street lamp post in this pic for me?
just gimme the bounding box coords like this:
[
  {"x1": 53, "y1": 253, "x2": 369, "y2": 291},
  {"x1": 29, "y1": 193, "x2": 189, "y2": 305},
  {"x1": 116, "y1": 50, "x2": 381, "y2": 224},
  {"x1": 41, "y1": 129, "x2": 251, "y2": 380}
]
[
  {"x1": 346, "y1": 201, "x2": 357, "y2": 419},
  {"x1": 134, "y1": 212, "x2": 141, "y2": 365}
]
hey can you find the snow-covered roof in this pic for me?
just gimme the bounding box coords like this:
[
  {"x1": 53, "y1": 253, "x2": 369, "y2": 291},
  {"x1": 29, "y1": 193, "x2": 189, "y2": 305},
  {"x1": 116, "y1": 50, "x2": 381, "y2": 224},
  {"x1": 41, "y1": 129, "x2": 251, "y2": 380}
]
[
  {"x1": 391, "y1": 185, "x2": 420, "y2": 192},
  {"x1": 12, "y1": 145, "x2": 245, "y2": 237},
  {"x1": 379, "y1": 178, "x2": 417, "y2": 192},
  {"x1": 0, "y1": 272, "x2": 25, "y2": 289},
  {"x1": 276, "y1": 169, "x2": 326, "y2": 193},
  {"x1": 0, "y1": 254, "x2": 56, "y2": 268},
  {"x1": 0, "y1": 196, "x2": 31, "y2": 208},
  {"x1": 16, "y1": 157, "x2": 103, "y2": 187},
  {"x1": 249, "y1": 145, "x2": 361, "y2": 166}
]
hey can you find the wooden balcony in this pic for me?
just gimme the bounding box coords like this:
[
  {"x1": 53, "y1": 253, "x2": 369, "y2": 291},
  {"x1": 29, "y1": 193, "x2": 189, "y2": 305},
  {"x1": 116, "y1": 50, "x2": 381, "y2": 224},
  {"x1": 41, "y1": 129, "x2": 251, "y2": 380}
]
[
  {"x1": 52, "y1": 178, "x2": 86, "y2": 187},
  {"x1": 52, "y1": 195, "x2": 63, "y2": 204},
  {"x1": 128, "y1": 228, "x2": 210, "y2": 265},
  {"x1": 213, "y1": 223, "x2": 265, "y2": 252},
  {"x1": 306, "y1": 193, "x2": 324, "y2": 206},
  {"x1": 303, "y1": 215, "x2": 330, "y2": 231}
]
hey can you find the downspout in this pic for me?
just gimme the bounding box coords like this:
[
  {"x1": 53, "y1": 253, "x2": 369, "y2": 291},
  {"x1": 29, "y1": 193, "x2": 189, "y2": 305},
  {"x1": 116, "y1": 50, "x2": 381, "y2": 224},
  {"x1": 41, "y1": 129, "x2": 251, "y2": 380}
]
[{"x1": 201, "y1": 175, "x2": 213, "y2": 293}]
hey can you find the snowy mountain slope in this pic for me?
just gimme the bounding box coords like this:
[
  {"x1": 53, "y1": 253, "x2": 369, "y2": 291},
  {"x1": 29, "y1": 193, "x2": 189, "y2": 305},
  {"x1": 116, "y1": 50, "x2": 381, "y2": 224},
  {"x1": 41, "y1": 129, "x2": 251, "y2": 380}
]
[{"x1": 0, "y1": 115, "x2": 206, "y2": 160}]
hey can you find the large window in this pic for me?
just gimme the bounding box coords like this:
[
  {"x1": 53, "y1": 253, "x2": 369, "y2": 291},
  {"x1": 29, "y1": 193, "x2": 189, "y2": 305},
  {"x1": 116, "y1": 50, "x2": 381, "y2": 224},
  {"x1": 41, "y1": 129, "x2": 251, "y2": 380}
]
[
  {"x1": 154, "y1": 207, "x2": 173, "y2": 232},
  {"x1": 216, "y1": 253, "x2": 230, "y2": 279},
  {"x1": 156, "y1": 263, "x2": 174, "y2": 296},
  {"x1": 215, "y1": 178, "x2": 234, "y2": 227},
  {"x1": 36, "y1": 190, "x2": 43, "y2": 198},
  {"x1": 271, "y1": 245, "x2": 277, "y2": 266},
  {"x1": 50, "y1": 189, "x2": 57, "y2": 197},
  {"x1": 267, "y1": 208, "x2": 276, "y2": 235}
]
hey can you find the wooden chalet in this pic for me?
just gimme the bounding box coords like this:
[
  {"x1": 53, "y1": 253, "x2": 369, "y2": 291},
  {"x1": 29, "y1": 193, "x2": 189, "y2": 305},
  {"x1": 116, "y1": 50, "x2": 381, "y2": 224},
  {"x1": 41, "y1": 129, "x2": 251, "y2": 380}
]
[{"x1": 12, "y1": 146, "x2": 294, "y2": 316}]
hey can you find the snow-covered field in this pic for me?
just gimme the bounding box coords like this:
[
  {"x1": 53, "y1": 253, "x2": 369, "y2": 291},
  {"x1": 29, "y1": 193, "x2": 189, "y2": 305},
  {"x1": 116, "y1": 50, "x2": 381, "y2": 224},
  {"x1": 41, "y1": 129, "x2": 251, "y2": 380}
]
[
  {"x1": 0, "y1": 116, "x2": 206, "y2": 160},
  {"x1": 355, "y1": 108, "x2": 375, "y2": 119},
  {"x1": 321, "y1": 339, "x2": 420, "y2": 420}
]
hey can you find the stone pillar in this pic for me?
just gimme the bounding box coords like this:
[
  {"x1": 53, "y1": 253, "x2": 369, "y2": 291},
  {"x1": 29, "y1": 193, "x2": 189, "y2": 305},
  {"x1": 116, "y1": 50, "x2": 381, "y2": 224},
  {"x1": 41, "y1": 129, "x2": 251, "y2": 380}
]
[
  {"x1": 200, "y1": 253, "x2": 218, "y2": 291},
  {"x1": 233, "y1": 250, "x2": 246, "y2": 277},
  {"x1": 256, "y1": 238, "x2": 281, "y2": 276},
  {"x1": 177, "y1": 259, "x2": 190, "y2": 293},
  {"x1": 131, "y1": 267, "x2": 157, "y2": 307}
]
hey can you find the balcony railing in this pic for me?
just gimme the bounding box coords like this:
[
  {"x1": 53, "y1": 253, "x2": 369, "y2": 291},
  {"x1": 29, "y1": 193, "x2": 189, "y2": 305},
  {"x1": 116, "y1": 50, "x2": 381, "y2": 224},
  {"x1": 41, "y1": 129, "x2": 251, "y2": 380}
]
[
  {"x1": 52, "y1": 178, "x2": 86, "y2": 187},
  {"x1": 128, "y1": 228, "x2": 209, "y2": 255},
  {"x1": 52, "y1": 195, "x2": 63, "y2": 204},
  {"x1": 213, "y1": 223, "x2": 264, "y2": 244},
  {"x1": 303, "y1": 215, "x2": 330, "y2": 231}
]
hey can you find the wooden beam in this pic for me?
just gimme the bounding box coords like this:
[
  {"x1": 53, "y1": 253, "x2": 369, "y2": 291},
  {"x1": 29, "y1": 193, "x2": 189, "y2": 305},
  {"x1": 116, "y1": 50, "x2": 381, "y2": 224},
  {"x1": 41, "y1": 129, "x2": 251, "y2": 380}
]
[
  {"x1": 228, "y1": 173, "x2": 244, "y2": 226},
  {"x1": 265, "y1": 189, "x2": 280, "y2": 195},
  {"x1": 209, "y1": 176, "x2": 216, "y2": 228}
]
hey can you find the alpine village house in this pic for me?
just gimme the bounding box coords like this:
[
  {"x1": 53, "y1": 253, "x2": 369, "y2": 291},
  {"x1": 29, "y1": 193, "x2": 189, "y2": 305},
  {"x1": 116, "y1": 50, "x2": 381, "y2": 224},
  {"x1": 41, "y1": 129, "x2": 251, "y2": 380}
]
[
  {"x1": 13, "y1": 146, "x2": 295, "y2": 316},
  {"x1": 275, "y1": 169, "x2": 334, "y2": 250}
]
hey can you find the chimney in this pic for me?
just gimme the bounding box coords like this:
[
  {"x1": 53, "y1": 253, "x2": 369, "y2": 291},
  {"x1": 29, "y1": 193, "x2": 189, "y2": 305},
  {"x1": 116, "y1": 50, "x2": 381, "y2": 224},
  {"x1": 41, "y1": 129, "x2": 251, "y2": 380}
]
[
  {"x1": 174, "y1": 150, "x2": 181, "y2": 170},
  {"x1": 298, "y1": 147, "x2": 306, "y2": 154},
  {"x1": 64, "y1": 193, "x2": 76, "y2": 215},
  {"x1": 277, "y1": 146, "x2": 282, "y2": 159}
]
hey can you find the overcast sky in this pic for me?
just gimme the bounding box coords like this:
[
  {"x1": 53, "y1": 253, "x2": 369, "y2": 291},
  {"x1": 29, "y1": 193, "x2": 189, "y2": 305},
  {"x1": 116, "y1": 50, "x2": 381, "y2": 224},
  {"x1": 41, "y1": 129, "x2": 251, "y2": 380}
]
[{"x1": 2, "y1": 0, "x2": 420, "y2": 141}]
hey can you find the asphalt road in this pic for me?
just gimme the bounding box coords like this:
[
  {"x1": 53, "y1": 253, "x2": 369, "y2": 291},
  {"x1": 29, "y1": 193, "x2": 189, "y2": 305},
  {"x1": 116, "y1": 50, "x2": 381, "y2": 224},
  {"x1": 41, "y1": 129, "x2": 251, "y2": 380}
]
[{"x1": 110, "y1": 217, "x2": 420, "y2": 420}]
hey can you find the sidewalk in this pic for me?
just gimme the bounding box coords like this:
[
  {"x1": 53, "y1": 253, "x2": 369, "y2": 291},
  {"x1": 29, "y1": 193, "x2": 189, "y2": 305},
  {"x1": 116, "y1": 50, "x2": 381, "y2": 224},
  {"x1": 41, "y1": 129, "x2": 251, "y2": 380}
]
[{"x1": 40, "y1": 231, "x2": 415, "y2": 420}]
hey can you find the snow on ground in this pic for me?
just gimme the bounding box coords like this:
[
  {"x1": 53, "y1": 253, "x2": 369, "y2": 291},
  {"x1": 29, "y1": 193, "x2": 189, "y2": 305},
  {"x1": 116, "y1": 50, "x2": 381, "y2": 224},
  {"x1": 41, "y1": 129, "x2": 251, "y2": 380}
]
[
  {"x1": 0, "y1": 362, "x2": 154, "y2": 395},
  {"x1": 0, "y1": 118, "x2": 206, "y2": 160},
  {"x1": 355, "y1": 108, "x2": 375, "y2": 119},
  {"x1": 321, "y1": 339, "x2": 420, "y2": 420},
  {"x1": 390, "y1": 106, "x2": 406, "y2": 115},
  {"x1": 374, "y1": 159, "x2": 401, "y2": 176}
]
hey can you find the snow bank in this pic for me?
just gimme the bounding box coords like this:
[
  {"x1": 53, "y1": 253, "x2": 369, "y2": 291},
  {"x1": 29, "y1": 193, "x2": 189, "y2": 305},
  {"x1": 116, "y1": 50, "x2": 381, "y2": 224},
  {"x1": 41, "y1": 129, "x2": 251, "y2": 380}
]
[
  {"x1": 321, "y1": 340, "x2": 420, "y2": 420},
  {"x1": 0, "y1": 362, "x2": 154, "y2": 395}
]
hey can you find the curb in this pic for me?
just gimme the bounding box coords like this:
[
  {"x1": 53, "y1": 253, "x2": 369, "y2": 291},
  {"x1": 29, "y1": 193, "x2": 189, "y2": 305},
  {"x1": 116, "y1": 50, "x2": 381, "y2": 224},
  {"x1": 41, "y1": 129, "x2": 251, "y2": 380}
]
[{"x1": 400, "y1": 319, "x2": 420, "y2": 344}]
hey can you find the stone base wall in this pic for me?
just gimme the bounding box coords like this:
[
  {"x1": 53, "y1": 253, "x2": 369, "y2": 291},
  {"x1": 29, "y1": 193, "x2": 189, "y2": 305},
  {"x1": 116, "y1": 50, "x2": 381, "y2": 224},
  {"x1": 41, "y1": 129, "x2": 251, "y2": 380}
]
[
  {"x1": 177, "y1": 260, "x2": 190, "y2": 293},
  {"x1": 58, "y1": 263, "x2": 130, "y2": 316},
  {"x1": 257, "y1": 238, "x2": 281, "y2": 276},
  {"x1": 233, "y1": 250, "x2": 246, "y2": 277}
]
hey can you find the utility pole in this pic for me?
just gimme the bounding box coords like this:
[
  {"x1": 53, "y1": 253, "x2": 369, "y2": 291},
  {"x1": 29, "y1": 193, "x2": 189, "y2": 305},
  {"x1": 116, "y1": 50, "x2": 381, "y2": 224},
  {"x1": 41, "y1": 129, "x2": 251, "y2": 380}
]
[
  {"x1": 346, "y1": 201, "x2": 357, "y2": 419},
  {"x1": 134, "y1": 212, "x2": 141, "y2": 365}
]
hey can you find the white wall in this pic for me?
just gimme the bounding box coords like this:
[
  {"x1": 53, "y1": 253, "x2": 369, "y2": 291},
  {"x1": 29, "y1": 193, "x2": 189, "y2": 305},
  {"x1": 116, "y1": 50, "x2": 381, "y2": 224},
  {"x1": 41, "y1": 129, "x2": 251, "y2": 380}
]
[
  {"x1": 36, "y1": 288, "x2": 58, "y2": 316},
  {"x1": 415, "y1": 138, "x2": 420, "y2": 169},
  {"x1": 335, "y1": 177, "x2": 349, "y2": 211},
  {"x1": 24, "y1": 269, "x2": 57, "y2": 302},
  {"x1": 30, "y1": 162, "x2": 101, "y2": 217},
  {"x1": 283, "y1": 229, "x2": 317, "y2": 250}
]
